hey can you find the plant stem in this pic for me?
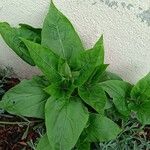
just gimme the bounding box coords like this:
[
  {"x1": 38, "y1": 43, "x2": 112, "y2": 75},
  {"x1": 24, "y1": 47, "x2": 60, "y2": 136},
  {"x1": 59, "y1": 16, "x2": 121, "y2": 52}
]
[
  {"x1": 0, "y1": 121, "x2": 28, "y2": 125},
  {"x1": 0, "y1": 120, "x2": 42, "y2": 125}
]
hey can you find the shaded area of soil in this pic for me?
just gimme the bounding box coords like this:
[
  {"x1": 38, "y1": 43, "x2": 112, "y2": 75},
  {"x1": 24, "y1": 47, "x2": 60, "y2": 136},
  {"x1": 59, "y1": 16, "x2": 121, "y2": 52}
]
[
  {"x1": 2, "y1": 78, "x2": 20, "y2": 92},
  {"x1": 0, "y1": 115, "x2": 40, "y2": 150},
  {"x1": 144, "y1": 126, "x2": 150, "y2": 140}
]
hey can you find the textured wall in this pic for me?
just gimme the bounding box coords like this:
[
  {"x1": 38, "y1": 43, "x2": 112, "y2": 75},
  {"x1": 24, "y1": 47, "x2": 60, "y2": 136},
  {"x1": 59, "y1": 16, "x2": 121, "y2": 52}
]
[{"x1": 0, "y1": 0, "x2": 150, "y2": 83}]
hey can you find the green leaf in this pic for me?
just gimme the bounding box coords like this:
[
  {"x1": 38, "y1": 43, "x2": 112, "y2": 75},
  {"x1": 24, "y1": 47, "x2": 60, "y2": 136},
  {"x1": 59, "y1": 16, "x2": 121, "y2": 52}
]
[
  {"x1": 32, "y1": 75, "x2": 50, "y2": 86},
  {"x1": 96, "y1": 71, "x2": 123, "y2": 83},
  {"x1": 129, "y1": 100, "x2": 150, "y2": 125},
  {"x1": 86, "y1": 114, "x2": 121, "y2": 142},
  {"x1": 74, "y1": 35, "x2": 106, "y2": 86},
  {"x1": 37, "y1": 134, "x2": 52, "y2": 150},
  {"x1": 42, "y1": 2, "x2": 84, "y2": 69},
  {"x1": 79, "y1": 84, "x2": 107, "y2": 113},
  {"x1": 58, "y1": 61, "x2": 72, "y2": 78},
  {"x1": 19, "y1": 23, "x2": 41, "y2": 42},
  {"x1": 75, "y1": 46, "x2": 105, "y2": 86},
  {"x1": 0, "y1": 76, "x2": 48, "y2": 118},
  {"x1": 22, "y1": 39, "x2": 62, "y2": 82},
  {"x1": 130, "y1": 73, "x2": 150, "y2": 124},
  {"x1": 131, "y1": 73, "x2": 150, "y2": 102},
  {"x1": 94, "y1": 35, "x2": 105, "y2": 65},
  {"x1": 106, "y1": 72, "x2": 123, "y2": 80},
  {"x1": 99, "y1": 80, "x2": 132, "y2": 116},
  {"x1": 88, "y1": 64, "x2": 108, "y2": 84},
  {"x1": 113, "y1": 97, "x2": 130, "y2": 116},
  {"x1": 104, "y1": 98, "x2": 113, "y2": 110},
  {"x1": 136, "y1": 101, "x2": 150, "y2": 125},
  {"x1": 44, "y1": 80, "x2": 74, "y2": 98},
  {"x1": 99, "y1": 80, "x2": 132, "y2": 99},
  {"x1": 45, "y1": 96, "x2": 89, "y2": 150},
  {"x1": 18, "y1": 24, "x2": 41, "y2": 43},
  {"x1": 0, "y1": 22, "x2": 41, "y2": 65}
]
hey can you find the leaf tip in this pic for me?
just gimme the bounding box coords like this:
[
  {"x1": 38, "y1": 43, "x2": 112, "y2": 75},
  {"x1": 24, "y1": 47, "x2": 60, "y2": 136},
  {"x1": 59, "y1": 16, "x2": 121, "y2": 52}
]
[
  {"x1": 100, "y1": 34, "x2": 104, "y2": 40},
  {"x1": 0, "y1": 22, "x2": 10, "y2": 32},
  {"x1": 50, "y1": 0, "x2": 56, "y2": 8}
]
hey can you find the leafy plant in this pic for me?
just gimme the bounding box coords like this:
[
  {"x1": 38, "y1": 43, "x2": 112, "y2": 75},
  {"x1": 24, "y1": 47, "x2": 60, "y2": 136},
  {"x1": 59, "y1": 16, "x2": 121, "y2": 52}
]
[
  {"x1": 0, "y1": 23, "x2": 41, "y2": 65},
  {"x1": 100, "y1": 74, "x2": 150, "y2": 125},
  {"x1": 0, "y1": 1, "x2": 150, "y2": 150}
]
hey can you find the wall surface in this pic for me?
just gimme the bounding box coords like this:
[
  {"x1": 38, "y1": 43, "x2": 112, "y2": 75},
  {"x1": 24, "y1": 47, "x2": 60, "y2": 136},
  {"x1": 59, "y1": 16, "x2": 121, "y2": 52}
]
[{"x1": 0, "y1": 0, "x2": 150, "y2": 83}]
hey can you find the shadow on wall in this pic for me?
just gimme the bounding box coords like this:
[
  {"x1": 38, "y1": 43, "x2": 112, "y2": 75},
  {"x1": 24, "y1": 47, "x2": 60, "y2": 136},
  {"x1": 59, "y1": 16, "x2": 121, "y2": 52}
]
[
  {"x1": 137, "y1": 8, "x2": 150, "y2": 26},
  {"x1": 92, "y1": 0, "x2": 150, "y2": 27}
]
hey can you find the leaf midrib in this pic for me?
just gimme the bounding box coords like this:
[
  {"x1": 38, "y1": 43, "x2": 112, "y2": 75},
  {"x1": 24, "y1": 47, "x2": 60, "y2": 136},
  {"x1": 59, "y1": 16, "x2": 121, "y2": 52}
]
[
  {"x1": 30, "y1": 46, "x2": 62, "y2": 79},
  {"x1": 56, "y1": 25, "x2": 65, "y2": 59}
]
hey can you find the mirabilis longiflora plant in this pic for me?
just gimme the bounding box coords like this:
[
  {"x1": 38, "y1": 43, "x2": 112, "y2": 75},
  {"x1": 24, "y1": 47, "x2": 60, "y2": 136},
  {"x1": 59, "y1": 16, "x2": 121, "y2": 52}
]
[{"x1": 0, "y1": 1, "x2": 150, "y2": 150}]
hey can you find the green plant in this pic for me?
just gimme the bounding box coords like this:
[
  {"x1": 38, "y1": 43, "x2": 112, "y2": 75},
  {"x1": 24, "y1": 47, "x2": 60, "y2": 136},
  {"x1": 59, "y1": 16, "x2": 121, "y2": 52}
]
[
  {"x1": 0, "y1": 1, "x2": 150, "y2": 150},
  {"x1": 100, "y1": 74, "x2": 150, "y2": 125}
]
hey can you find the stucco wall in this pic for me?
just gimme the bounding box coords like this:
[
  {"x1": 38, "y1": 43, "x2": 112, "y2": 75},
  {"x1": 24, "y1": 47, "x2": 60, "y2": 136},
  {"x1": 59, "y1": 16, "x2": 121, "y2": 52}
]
[{"x1": 0, "y1": 0, "x2": 150, "y2": 83}]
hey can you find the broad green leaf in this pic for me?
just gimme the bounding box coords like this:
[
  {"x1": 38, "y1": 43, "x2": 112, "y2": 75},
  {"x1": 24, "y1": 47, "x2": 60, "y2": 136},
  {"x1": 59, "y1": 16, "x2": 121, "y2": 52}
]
[
  {"x1": 0, "y1": 22, "x2": 41, "y2": 65},
  {"x1": 104, "y1": 98, "x2": 113, "y2": 110},
  {"x1": 94, "y1": 35, "x2": 105, "y2": 65},
  {"x1": 42, "y1": 2, "x2": 84, "y2": 69},
  {"x1": 37, "y1": 134, "x2": 52, "y2": 150},
  {"x1": 106, "y1": 72, "x2": 123, "y2": 80},
  {"x1": 32, "y1": 75, "x2": 50, "y2": 86},
  {"x1": 113, "y1": 97, "x2": 130, "y2": 116},
  {"x1": 130, "y1": 73, "x2": 150, "y2": 124},
  {"x1": 99, "y1": 80, "x2": 132, "y2": 116},
  {"x1": 75, "y1": 46, "x2": 105, "y2": 86},
  {"x1": 58, "y1": 61, "x2": 72, "y2": 78},
  {"x1": 86, "y1": 114, "x2": 121, "y2": 142},
  {"x1": 19, "y1": 23, "x2": 41, "y2": 42},
  {"x1": 131, "y1": 73, "x2": 150, "y2": 102},
  {"x1": 75, "y1": 35, "x2": 105, "y2": 85},
  {"x1": 0, "y1": 76, "x2": 48, "y2": 118},
  {"x1": 79, "y1": 84, "x2": 107, "y2": 113},
  {"x1": 18, "y1": 24, "x2": 41, "y2": 43},
  {"x1": 44, "y1": 80, "x2": 74, "y2": 98},
  {"x1": 88, "y1": 64, "x2": 108, "y2": 84},
  {"x1": 45, "y1": 97, "x2": 89, "y2": 150},
  {"x1": 22, "y1": 39, "x2": 62, "y2": 82},
  {"x1": 136, "y1": 101, "x2": 150, "y2": 125},
  {"x1": 129, "y1": 100, "x2": 150, "y2": 125},
  {"x1": 99, "y1": 80, "x2": 132, "y2": 98},
  {"x1": 96, "y1": 71, "x2": 123, "y2": 83}
]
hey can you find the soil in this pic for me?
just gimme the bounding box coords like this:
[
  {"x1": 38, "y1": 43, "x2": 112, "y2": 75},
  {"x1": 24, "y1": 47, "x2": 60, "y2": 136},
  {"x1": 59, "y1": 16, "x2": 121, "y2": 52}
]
[
  {"x1": 0, "y1": 78, "x2": 40, "y2": 150},
  {"x1": 0, "y1": 115, "x2": 40, "y2": 150},
  {"x1": 144, "y1": 126, "x2": 150, "y2": 140}
]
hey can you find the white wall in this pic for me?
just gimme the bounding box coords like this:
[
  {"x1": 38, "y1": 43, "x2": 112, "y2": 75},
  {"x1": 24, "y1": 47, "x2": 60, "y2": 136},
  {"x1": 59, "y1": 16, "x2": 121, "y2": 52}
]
[{"x1": 0, "y1": 0, "x2": 150, "y2": 83}]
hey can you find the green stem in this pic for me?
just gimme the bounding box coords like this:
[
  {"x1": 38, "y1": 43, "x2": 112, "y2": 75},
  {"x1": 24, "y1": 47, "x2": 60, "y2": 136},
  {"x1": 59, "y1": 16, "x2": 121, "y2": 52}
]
[
  {"x1": 0, "y1": 120, "x2": 42, "y2": 125},
  {"x1": 0, "y1": 121, "x2": 28, "y2": 125}
]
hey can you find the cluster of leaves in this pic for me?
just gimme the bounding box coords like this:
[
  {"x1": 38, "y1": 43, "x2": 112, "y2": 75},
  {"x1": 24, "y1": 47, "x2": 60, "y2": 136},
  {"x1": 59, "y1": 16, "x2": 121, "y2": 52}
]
[{"x1": 0, "y1": 1, "x2": 150, "y2": 150}]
